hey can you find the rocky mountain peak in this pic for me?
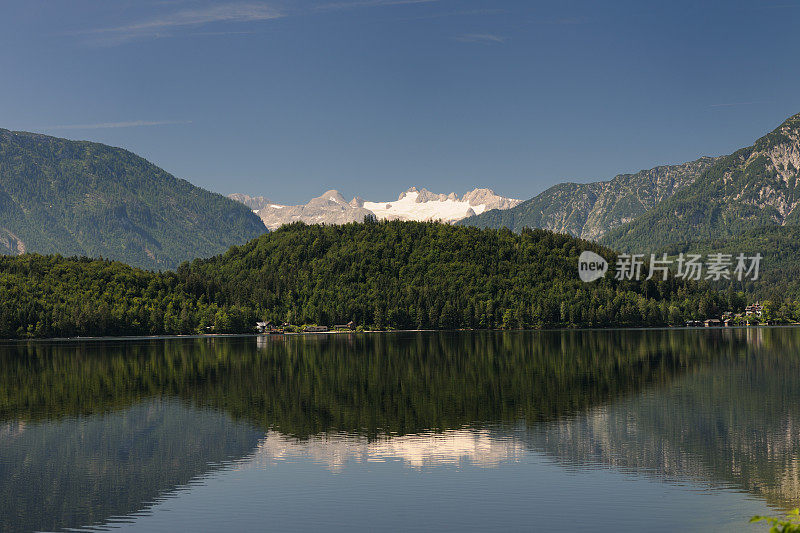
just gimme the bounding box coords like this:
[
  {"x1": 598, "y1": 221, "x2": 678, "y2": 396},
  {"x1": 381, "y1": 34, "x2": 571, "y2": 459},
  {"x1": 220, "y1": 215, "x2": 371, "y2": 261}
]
[
  {"x1": 309, "y1": 190, "x2": 348, "y2": 206},
  {"x1": 415, "y1": 188, "x2": 447, "y2": 203},
  {"x1": 227, "y1": 194, "x2": 273, "y2": 211},
  {"x1": 232, "y1": 185, "x2": 521, "y2": 229},
  {"x1": 398, "y1": 186, "x2": 420, "y2": 201}
]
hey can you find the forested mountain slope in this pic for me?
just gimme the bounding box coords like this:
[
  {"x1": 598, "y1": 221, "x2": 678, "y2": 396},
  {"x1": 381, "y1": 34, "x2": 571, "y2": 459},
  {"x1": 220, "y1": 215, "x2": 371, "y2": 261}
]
[
  {"x1": 459, "y1": 157, "x2": 718, "y2": 239},
  {"x1": 0, "y1": 129, "x2": 266, "y2": 269},
  {"x1": 603, "y1": 112, "x2": 800, "y2": 251}
]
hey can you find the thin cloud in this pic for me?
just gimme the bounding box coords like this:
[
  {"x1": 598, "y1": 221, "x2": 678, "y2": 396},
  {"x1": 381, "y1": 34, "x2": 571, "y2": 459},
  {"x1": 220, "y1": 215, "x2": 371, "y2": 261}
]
[
  {"x1": 455, "y1": 33, "x2": 507, "y2": 44},
  {"x1": 78, "y1": 0, "x2": 440, "y2": 45},
  {"x1": 78, "y1": 3, "x2": 283, "y2": 45},
  {"x1": 43, "y1": 120, "x2": 193, "y2": 130}
]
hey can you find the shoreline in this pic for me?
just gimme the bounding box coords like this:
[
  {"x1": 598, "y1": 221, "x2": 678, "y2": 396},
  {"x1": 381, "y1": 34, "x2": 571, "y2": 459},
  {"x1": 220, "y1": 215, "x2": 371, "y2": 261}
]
[{"x1": 2, "y1": 323, "x2": 799, "y2": 344}]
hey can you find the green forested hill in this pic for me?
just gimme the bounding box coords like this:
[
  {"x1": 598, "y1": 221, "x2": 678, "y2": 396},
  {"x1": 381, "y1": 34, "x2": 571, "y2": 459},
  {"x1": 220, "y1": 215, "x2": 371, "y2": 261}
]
[
  {"x1": 0, "y1": 129, "x2": 266, "y2": 269},
  {"x1": 656, "y1": 225, "x2": 800, "y2": 301},
  {"x1": 0, "y1": 221, "x2": 730, "y2": 338},
  {"x1": 602, "y1": 112, "x2": 800, "y2": 252},
  {"x1": 459, "y1": 157, "x2": 717, "y2": 239}
]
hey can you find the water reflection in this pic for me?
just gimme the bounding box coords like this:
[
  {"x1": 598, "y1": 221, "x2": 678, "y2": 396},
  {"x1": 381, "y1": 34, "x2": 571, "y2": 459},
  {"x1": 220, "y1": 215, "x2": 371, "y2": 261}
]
[
  {"x1": 0, "y1": 329, "x2": 799, "y2": 531},
  {"x1": 0, "y1": 398, "x2": 261, "y2": 533},
  {"x1": 244, "y1": 428, "x2": 528, "y2": 472},
  {"x1": 525, "y1": 331, "x2": 800, "y2": 509}
]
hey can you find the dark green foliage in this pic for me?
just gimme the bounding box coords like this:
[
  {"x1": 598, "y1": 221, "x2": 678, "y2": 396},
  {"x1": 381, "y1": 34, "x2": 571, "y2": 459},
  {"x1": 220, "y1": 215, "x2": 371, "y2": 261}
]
[
  {"x1": 0, "y1": 221, "x2": 730, "y2": 338},
  {"x1": 182, "y1": 221, "x2": 729, "y2": 331},
  {"x1": 0, "y1": 129, "x2": 266, "y2": 269},
  {"x1": 656, "y1": 225, "x2": 800, "y2": 302}
]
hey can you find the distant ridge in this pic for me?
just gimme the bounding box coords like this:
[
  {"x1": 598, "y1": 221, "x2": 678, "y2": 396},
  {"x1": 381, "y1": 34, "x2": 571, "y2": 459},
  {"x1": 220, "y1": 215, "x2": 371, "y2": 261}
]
[
  {"x1": 458, "y1": 157, "x2": 719, "y2": 240},
  {"x1": 603, "y1": 111, "x2": 800, "y2": 251},
  {"x1": 0, "y1": 129, "x2": 266, "y2": 269}
]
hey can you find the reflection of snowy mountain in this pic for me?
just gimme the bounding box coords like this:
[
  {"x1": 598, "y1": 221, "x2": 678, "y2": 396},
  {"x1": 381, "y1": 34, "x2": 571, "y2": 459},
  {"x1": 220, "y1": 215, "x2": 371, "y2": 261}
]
[
  {"x1": 241, "y1": 429, "x2": 528, "y2": 472},
  {"x1": 230, "y1": 187, "x2": 520, "y2": 230}
]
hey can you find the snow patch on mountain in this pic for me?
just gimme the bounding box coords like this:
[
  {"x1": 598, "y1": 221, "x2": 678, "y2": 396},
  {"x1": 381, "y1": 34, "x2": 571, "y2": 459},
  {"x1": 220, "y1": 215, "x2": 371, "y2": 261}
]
[
  {"x1": 229, "y1": 186, "x2": 520, "y2": 230},
  {"x1": 365, "y1": 188, "x2": 480, "y2": 222}
]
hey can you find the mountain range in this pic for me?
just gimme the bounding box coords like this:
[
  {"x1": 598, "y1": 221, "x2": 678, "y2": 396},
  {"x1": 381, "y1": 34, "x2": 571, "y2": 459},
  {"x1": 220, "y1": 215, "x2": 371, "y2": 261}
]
[
  {"x1": 601, "y1": 112, "x2": 800, "y2": 251},
  {"x1": 3, "y1": 111, "x2": 800, "y2": 285},
  {"x1": 458, "y1": 157, "x2": 719, "y2": 240},
  {"x1": 0, "y1": 129, "x2": 266, "y2": 270},
  {"x1": 462, "y1": 112, "x2": 800, "y2": 256},
  {"x1": 232, "y1": 111, "x2": 800, "y2": 255},
  {"x1": 230, "y1": 187, "x2": 521, "y2": 230}
]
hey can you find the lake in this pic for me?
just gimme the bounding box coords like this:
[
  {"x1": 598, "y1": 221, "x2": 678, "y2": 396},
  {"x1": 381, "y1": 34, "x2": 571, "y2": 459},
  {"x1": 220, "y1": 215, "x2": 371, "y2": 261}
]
[{"x1": 1, "y1": 329, "x2": 798, "y2": 532}]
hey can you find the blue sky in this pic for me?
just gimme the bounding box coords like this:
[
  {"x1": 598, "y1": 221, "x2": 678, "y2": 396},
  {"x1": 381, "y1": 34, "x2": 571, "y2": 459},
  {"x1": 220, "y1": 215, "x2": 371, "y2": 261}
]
[{"x1": 1, "y1": 0, "x2": 799, "y2": 204}]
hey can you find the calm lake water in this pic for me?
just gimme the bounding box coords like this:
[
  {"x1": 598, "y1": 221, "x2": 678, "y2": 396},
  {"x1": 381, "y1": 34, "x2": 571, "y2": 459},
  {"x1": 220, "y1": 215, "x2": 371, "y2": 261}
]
[{"x1": 1, "y1": 329, "x2": 798, "y2": 532}]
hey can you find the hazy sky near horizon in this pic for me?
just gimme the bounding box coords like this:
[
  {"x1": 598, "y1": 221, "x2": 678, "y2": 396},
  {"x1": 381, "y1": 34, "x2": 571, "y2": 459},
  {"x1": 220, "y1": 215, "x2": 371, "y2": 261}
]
[{"x1": 1, "y1": 0, "x2": 799, "y2": 204}]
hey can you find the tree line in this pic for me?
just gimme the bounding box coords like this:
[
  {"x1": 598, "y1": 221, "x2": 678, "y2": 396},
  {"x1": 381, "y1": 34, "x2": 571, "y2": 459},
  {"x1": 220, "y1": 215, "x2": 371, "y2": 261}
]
[{"x1": 0, "y1": 220, "x2": 746, "y2": 338}]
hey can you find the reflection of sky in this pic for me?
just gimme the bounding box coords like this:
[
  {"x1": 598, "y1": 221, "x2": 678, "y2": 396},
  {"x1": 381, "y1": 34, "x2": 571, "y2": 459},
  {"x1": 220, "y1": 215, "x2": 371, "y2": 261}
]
[{"x1": 112, "y1": 427, "x2": 770, "y2": 533}]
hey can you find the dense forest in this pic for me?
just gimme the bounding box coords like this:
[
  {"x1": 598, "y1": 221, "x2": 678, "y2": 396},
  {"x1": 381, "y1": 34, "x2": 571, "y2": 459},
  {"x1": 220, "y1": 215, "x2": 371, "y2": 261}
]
[
  {"x1": 657, "y1": 225, "x2": 800, "y2": 303},
  {"x1": 0, "y1": 220, "x2": 740, "y2": 339}
]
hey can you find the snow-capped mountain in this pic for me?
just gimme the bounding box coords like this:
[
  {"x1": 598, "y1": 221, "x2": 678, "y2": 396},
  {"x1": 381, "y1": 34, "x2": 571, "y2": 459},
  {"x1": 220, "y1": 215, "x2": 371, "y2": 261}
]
[
  {"x1": 363, "y1": 187, "x2": 520, "y2": 223},
  {"x1": 229, "y1": 187, "x2": 521, "y2": 230}
]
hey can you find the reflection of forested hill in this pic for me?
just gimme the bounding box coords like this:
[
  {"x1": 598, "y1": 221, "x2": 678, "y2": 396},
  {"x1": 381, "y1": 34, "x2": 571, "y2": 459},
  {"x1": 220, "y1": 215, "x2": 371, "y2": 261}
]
[
  {"x1": 526, "y1": 327, "x2": 800, "y2": 510},
  {"x1": 0, "y1": 331, "x2": 724, "y2": 437},
  {"x1": 0, "y1": 399, "x2": 261, "y2": 532}
]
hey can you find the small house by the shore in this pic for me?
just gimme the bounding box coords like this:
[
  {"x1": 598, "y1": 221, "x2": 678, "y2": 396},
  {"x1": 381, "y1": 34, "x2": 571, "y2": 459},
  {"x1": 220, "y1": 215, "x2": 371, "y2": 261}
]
[{"x1": 745, "y1": 303, "x2": 764, "y2": 318}]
